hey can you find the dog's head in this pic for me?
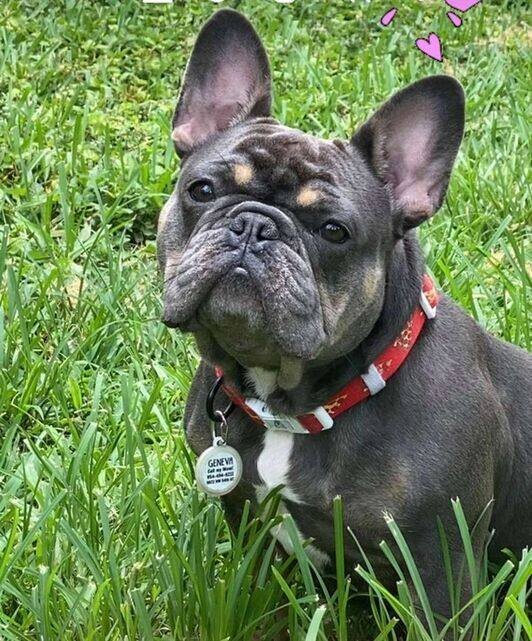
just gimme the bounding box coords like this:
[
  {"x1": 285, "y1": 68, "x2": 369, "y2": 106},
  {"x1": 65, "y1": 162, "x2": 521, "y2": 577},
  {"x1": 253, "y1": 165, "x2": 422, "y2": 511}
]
[{"x1": 158, "y1": 10, "x2": 464, "y2": 379}]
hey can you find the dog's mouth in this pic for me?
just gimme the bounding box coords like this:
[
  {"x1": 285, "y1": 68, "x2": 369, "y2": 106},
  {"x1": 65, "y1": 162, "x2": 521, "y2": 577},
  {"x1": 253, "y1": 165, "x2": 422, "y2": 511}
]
[
  {"x1": 198, "y1": 266, "x2": 279, "y2": 367},
  {"x1": 162, "y1": 201, "x2": 326, "y2": 363}
]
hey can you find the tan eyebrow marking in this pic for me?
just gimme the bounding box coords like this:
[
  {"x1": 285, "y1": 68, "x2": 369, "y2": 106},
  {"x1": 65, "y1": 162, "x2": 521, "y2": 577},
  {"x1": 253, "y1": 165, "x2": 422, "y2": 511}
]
[
  {"x1": 233, "y1": 163, "x2": 254, "y2": 186},
  {"x1": 297, "y1": 187, "x2": 322, "y2": 207}
]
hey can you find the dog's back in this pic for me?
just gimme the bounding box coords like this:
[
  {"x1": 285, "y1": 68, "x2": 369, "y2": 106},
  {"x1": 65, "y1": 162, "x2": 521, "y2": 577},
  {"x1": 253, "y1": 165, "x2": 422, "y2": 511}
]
[{"x1": 486, "y1": 336, "x2": 532, "y2": 554}]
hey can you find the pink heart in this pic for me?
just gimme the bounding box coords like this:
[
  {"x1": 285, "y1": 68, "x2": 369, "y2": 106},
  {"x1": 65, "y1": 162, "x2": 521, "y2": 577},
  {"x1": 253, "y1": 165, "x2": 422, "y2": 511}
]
[
  {"x1": 447, "y1": 11, "x2": 463, "y2": 27},
  {"x1": 415, "y1": 33, "x2": 443, "y2": 62},
  {"x1": 445, "y1": 0, "x2": 482, "y2": 12},
  {"x1": 380, "y1": 7, "x2": 397, "y2": 27}
]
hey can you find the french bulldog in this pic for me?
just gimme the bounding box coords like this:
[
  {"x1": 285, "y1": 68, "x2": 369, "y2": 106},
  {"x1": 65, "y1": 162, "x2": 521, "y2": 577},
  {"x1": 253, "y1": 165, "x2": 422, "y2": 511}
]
[{"x1": 157, "y1": 9, "x2": 532, "y2": 627}]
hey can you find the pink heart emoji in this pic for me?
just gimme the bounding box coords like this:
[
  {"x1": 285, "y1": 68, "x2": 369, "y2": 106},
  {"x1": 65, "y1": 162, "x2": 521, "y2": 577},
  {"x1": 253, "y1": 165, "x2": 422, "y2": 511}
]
[
  {"x1": 447, "y1": 11, "x2": 463, "y2": 27},
  {"x1": 415, "y1": 33, "x2": 443, "y2": 62},
  {"x1": 445, "y1": 0, "x2": 482, "y2": 12},
  {"x1": 380, "y1": 7, "x2": 397, "y2": 27}
]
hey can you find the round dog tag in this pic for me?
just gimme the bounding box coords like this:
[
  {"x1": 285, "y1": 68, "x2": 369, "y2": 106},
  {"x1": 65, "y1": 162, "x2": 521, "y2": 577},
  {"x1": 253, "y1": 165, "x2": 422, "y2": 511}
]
[{"x1": 195, "y1": 437, "x2": 243, "y2": 496}]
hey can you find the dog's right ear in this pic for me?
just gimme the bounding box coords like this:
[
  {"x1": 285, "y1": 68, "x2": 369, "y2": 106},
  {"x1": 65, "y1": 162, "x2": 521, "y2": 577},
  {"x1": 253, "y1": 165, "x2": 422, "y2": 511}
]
[{"x1": 171, "y1": 10, "x2": 271, "y2": 157}]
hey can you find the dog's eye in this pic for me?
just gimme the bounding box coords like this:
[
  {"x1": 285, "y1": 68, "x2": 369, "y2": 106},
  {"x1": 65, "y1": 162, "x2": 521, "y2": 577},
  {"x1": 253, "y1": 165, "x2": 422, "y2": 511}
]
[
  {"x1": 188, "y1": 180, "x2": 216, "y2": 202},
  {"x1": 319, "y1": 221, "x2": 350, "y2": 243}
]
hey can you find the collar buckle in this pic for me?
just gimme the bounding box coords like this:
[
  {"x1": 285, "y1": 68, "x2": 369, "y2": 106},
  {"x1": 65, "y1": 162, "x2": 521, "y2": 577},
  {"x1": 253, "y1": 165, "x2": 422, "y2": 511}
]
[
  {"x1": 419, "y1": 290, "x2": 437, "y2": 319},
  {"x1": 361, "y1": 363, "x2": 387, "y2": 396},
  {"x1": 244, "y1": 398, "x2": 333, "y2": 433},
  {"x1": 311, "y1": 406, "x2": 334, "y2": 430}
]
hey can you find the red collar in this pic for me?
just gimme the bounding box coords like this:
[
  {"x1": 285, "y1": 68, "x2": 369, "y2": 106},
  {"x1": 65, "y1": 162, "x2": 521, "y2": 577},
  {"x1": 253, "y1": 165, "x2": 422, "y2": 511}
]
[{"x1": 215, "y1": 274, "x2": 438, "y2": 434}]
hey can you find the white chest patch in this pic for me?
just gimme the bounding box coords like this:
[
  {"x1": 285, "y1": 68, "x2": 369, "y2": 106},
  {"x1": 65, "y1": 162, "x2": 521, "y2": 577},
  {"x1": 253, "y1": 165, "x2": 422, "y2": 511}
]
[
  {"x1": 255, "y1": 430, "x2": 330, "y2": 569},
  {"x1": 256, "y1": 430, "x2": 299, "y2": 502},
  {"x1": 245, "y1": 367, "x2": 277, "y2": 400}
]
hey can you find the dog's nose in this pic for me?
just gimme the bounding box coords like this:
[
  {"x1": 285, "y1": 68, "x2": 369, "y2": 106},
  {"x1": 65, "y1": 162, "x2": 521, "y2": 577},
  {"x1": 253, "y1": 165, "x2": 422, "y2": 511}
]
[{"x1": 229, "y1": 212, "x2": 280, "y2": 247}]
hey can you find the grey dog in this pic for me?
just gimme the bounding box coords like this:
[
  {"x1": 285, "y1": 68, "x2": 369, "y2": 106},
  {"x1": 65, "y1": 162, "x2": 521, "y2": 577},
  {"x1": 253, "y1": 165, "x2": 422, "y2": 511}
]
[{"x1": 157, "y1": 9, "x2": 532, "y2": 625}]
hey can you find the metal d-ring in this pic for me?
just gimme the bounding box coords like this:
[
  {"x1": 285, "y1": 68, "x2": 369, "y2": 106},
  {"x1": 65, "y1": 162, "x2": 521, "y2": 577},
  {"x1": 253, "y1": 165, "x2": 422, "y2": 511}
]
[{"x1": 206, "y1": 375, "x2": 235, "y2": 423}]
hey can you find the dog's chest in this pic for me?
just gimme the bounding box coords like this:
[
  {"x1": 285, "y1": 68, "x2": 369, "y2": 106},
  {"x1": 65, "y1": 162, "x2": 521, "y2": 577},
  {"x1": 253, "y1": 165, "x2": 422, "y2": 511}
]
[
  {"x1": 253, "y1": 429, "x2": 331, "y2": 568},
  {"x1": 245, "y1": 368, "x2": 331, "y2": 567}
]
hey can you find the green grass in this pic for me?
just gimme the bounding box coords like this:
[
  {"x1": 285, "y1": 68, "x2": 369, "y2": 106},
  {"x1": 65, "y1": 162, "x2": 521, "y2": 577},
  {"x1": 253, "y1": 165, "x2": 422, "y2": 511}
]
[{"x1": 0, "y1": 0, "x2": 530, "y2": 639}]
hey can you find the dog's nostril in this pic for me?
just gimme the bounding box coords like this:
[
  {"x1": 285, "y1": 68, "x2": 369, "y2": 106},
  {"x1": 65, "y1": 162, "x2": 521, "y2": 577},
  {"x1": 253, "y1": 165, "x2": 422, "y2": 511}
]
[
  {"x1": 229, "y1": 217, "x2": 246, "y2": 235},
  {"x1": 257, "y1": 221, "x2": 279, "y2": 241}
]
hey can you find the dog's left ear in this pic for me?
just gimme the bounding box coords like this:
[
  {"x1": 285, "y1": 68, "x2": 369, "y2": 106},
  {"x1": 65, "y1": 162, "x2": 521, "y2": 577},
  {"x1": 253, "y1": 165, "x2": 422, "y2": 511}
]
[
  {"x1": 352, "y1": 75, "x2": 465, "y2": 230},
  {"x1": 171, "y1": 10, "x2": 271, "y2": 157}
]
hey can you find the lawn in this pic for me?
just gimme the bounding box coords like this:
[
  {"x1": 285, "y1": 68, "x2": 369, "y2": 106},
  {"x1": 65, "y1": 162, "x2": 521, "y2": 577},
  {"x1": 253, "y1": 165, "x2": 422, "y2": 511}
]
[{"x1": 0, "y1": 0, "x2": 530, "y2": 639}]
